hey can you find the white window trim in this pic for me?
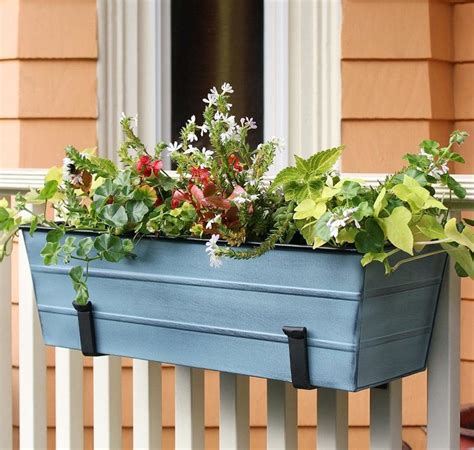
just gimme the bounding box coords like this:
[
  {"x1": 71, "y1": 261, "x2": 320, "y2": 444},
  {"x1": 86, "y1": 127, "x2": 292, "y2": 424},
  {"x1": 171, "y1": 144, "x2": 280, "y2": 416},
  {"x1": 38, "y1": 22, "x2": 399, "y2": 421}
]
[{"x1": 96, "y1": 0, "x2": 342, "y2": 171}]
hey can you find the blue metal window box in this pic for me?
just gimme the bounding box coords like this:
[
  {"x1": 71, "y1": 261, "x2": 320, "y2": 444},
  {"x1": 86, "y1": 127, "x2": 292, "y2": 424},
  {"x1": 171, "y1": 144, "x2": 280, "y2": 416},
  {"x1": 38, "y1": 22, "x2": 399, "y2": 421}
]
[{"x1": 22, "y1": 229, "x2": 447, "y2": 392}]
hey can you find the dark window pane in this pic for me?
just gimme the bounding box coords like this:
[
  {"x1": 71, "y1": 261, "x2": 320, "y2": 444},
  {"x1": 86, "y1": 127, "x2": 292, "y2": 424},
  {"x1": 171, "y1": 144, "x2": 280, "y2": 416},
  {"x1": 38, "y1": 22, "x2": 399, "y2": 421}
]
[{"x1": 171, "y1": 0, "x2": 264, "y2": 147}]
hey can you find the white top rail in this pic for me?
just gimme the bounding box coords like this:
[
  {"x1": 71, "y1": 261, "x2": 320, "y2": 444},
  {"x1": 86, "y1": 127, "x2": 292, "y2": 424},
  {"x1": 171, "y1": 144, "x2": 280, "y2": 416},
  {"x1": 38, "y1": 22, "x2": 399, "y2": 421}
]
[{"x1": 0, "y1": 169, "x2": 472, "y2": 209}]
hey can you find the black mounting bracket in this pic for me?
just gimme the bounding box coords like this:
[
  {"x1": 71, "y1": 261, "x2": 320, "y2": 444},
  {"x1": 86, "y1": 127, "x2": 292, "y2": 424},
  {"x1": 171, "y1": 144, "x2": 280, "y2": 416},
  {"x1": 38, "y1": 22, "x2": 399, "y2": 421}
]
[
  {"x1": 72, "y1": 301, "x2": 102, "y2": 357},
  {"x1": 282, "y1": 326, "x2": 316, "y2": 390}
]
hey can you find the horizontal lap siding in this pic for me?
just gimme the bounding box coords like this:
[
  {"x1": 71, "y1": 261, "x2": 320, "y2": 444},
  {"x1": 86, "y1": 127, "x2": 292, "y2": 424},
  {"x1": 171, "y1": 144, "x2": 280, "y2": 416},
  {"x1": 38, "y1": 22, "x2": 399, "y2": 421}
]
[{"x1": 341, "y1": 0, "x2": 473, "y2": 444}]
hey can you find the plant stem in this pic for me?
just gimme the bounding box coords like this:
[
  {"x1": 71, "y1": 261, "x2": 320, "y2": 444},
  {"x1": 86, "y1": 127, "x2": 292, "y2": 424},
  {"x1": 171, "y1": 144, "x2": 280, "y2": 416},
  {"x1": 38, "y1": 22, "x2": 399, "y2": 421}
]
[{"x1": 391, "y1": 249, "x2": 447, "y2": 272}]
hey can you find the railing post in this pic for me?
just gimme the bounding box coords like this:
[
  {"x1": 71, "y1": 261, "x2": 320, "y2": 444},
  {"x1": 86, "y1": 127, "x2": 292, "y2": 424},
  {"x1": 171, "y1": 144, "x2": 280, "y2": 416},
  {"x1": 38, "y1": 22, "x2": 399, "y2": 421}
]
[
  {"x1": 267, "y1": 380, "x2": 298, "y2": 450},
  {"x1": 133, "y1": 360, "x2": 162, "y2": 449},
  {"x1": 427, "y1": 253, "x2": 461, "y2": 450},
  {"x1": 219, "y1": 373, "x2": 249, "y2": 450},
  {"x1": 55, "y1": 348, "x2": 84, "y2": 449},
  {"x1": 0, "y1": 198, "x2": 12, "y2": 450},
  {"x1": 370, "y1": 381, "x2": 402, "y2": 450},
  {"x1": 19, "y1": 218, "x2": 47, "y2": 449},
  {"x1": 175, "y1": 366, "x2": 205, "y2": 450},
  {"x1": 94, "y1": 356, "x2": 122, "y2": 449},
  {"x1": 317, "y1": 388, "x2": 348, "y2": 450}
]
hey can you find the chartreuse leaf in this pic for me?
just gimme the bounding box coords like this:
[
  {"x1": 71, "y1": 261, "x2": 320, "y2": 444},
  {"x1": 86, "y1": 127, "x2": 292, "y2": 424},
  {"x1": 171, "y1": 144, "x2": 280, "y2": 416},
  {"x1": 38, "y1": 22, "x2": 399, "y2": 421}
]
[
  {"x1": 336, "y1": 227, "x2": 358, "y2": 244},
  {"x1": 38, "y1": 180, "x2": 59, "y2": 200},
  {"x1": 45, "y1": 166, "x2": 63, "y2": 184},
  {"x1": 442, "y1": 243, "x2": 474, "y2": 279},
  {"x1": 415, "y1": 215, "x2": 446, "y2": 240},
  {"x1": 379, "y1": 206, "x2": 413, "y2": 255},
  {"x1": 392, "y1": 175, "x2": 446, "y2": 212},
  {"x1": 293, "y1": 199, "x2": 326, "y2": 220},
  {"x1": 445, "y1": 218, "x2": 474, "y2": 252},
  {"x1": 355, "y1": 219, "x2": 385, "y2": 253},
  {"x1": 373, "y1": 188, "x2": 387, "y2": 218}
]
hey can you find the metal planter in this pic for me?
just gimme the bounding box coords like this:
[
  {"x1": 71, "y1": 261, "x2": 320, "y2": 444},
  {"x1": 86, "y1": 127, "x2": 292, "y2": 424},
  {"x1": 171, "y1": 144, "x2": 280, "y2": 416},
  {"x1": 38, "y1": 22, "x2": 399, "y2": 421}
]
[{"x1": 22, "y1": 229, "x2": 447, "y2": 392}]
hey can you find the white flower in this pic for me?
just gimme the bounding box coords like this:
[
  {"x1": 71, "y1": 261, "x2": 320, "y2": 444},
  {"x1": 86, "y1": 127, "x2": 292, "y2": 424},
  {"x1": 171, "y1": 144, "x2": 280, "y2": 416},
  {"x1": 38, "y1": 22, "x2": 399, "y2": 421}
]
[
  {"x1": 221, "y1": 82, "x2": 234, "y2": 94},
  {"x1": 428, "y1": 163, "x2": 449, "y2": 180},
  {"x1": 225, "y1": 103, "x2": 233, "y2": 111},
  {"x1": 206, "y1": 214, "x2": 221, "y2": 229},
  {"x1": 241, "y1": 117, "x2": 257, "y2": 129},
  {"x1": 327, "y1": 217, "x2": 346, "y2": 238},
  {"x1": 342, "y1": 207, "x2": 358, "y2": 218},
  {"x1": 233, "y1": 193, "x2": 259, "y2": 206},
  {"x1": 166, "y1": 141, "x2": 182, "y2": 153},
  {"x1": 184, "y1": 146, "x2": 196, "y2": 154},
  {"x1": 62, "y1": 157, "x2": 75, "y2": 182},
  {"x1": 201, "y1": 147, "x2": 214, "y2": 160},
  {"x1": 187, "y1": 131, "x2": 198, "y2": 142},
  {"x1": 205, "y1": 234, "x2": 222, "y2": 268},
  {"x1": 269, "y1": 137, "x2": 285, "y2": 152},
  {"x1": 199, "y1": 124, "x2": 209, "y2": 136},
  {"x1": 203, "y1": 93, "x2": 217, "y2": 106},
  {"x1": 188, "y1": 115, "x2": 196, "y2": 124}
]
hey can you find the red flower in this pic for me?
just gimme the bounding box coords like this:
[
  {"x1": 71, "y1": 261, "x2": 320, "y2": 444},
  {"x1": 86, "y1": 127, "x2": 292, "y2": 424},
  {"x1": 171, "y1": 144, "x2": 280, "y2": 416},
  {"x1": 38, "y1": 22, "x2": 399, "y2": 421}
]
[
  {"x1": 191, "y1": 167, "x2": 210, "y2": 185},
  {"x1": 136, "y1": 155, "x2": 151, "y2": 174},
  {"x1": 228, "y1": 154, "x2": 243, "y2": 172},
  {"x1": 152, "y1": 160, "x2": 163, "y2": 176},
  {"x1": 171, "y1": 190, "x2": 188, "y2": 209}
]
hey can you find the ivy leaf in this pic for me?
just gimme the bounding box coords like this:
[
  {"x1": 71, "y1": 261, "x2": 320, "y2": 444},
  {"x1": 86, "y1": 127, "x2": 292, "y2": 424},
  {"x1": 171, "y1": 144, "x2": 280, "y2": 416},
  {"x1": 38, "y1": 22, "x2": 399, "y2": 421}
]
[
  {"x1": 76, "y1": 237, "x2": 94, "y2": 257},
  {"x1": 293, "y1": 199, "x2": 326, "y2": 220},
  {"x1": 340, "y1": 181, "x2": 361, "y2": 200},
  {"x1": 40, "y1": 242, "x2": 61, "y2": 265},
  {"x1": 46, "y1": 229, "x2": 65, "y2": 243},
  {"x1": 314, "y1": 212, "x2": 332, "y2": 242},
  {"x1": 373, "y1": 188, "x2": 387, "y2": 218},
  {"x1": 38, "y1": 180, "x2": 59, "y2": 200},
  {"x1": 353, "y1": 201, "x2": 373, "y2": 221},
  {"x1": 94, "y1": 234, "x2": 126, "y2": 262},
  {"x1": 102, "y1": 204, "x2": 128, "y2": 228},
  {"x1": 69, "y1": 266, "x2": 89, "y2": 305},
  {"x1": 445, "y1": 218, "x2": 474, "y2": 252},
  {"x1": 62, "y1": 236, "x2": 76, "y2": 263},
  {"x1": 126, "y1": 201, "x2": 149, "y2": 223},
  {"x1": 355, "y1": 219, "x2": 385, "y2": 253},
  {"x1": 442, "y1": 243, "x2": 473, "y2": 278},
  {"x1": 379, "y1": 206, "x2": 413, "y2": 255},
  {"x1": 416, "y1": 215, "x2": 446, "y2": 240}
]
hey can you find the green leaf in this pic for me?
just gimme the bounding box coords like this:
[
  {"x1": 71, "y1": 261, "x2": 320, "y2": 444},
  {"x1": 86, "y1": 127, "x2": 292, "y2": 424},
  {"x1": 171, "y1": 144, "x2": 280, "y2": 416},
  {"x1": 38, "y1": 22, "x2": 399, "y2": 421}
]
[
  {"x1": 373, "y1": 188, "x2": 387, "y2": 218},
  {"x1": 40, "y1": 242, "x2": 61, "y2": 265},
  {"x1": 355, "y1": 219, "x2": 385, "y2": 253},
  {"x1": 69, "y1": 266, "x2": 89, "y2": 305},
  {"x1": 94, "y1": 234, "x2": 126, "y2": 262},
  {"x1": 314, "y1": 212, "x2": 332, "y2": 242},
  {"x1": 443, "y1": 174, "x2": 466, "y2": 199},
  {"x1": 306, "y1": 146, "x2": 344, "y2": 174},
  {"x1": 353, "y1": 201, "x2": 373, "y2": 221},
  {"x1": 340, "y1": 181, "x2": 361, "y2": 200},
  {"x1": 449, "y1": 152, "x2": 465, "y2": 163},
  {"x1": 62, "y1": 236, "x2": 76, "y2": 263},
  {"x1": 69, "y1": 265, "x2": 84, "y2": 283},
  {"x1": 76, "y1": 237, "x2": 94, "y2": 257},
  {"x1": 126, "y1": 201, "x2": 149, "y2": 223},
  {"x1": 379, "y1": 206, "x2": 413, "y2": 255},
  {"x1": 93, "y1": 179, "x2": 115, "y2": 207},
  {"x1": 445, "y1": 218, "x2": 474, "y2": 252},
  {"x1": 293, "y1": 199, "x2": 326, "y2": 220},
  {"x1": 46, "y1": 229, "x2": 65, "y2": 243},
  {"x1": 442, "y1": 243, "x2": 473, "y2": 279},
  {"x1": 270, "y1": 167, "x2": 301, "y2": 191},
  {"x1": 122, "y1": 238, "x2": 134, "y2": 254},
  {"x1": 38, "y1": 180, "x2": 59, "y2": 200},
  {"x1": 102, "y1": 204, "x2": 128, "y2": 228},
  {"x1": 419, "y1": 139, "x2": 439, "y2": 155}
]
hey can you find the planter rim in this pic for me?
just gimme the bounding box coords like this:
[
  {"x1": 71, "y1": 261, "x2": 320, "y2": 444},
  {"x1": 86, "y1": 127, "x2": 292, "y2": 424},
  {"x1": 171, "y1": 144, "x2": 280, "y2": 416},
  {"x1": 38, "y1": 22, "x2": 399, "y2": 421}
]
[{"x1": 19, "y1": 223, "x2": 370, "y2": 254}]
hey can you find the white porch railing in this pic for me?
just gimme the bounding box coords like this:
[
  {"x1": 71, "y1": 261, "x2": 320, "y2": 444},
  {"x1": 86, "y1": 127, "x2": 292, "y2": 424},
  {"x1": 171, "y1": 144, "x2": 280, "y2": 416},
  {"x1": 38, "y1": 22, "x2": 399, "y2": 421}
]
[{"x1": 0, "y1": 169, "x2": 473, "y2": 450}]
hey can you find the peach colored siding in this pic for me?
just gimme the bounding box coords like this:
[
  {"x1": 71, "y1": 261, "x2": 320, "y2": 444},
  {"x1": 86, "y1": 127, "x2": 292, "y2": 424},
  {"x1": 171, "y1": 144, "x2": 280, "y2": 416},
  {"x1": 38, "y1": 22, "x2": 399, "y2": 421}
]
[{"x1": 1, "y1": 0, "x2": 472, "y2": 449}]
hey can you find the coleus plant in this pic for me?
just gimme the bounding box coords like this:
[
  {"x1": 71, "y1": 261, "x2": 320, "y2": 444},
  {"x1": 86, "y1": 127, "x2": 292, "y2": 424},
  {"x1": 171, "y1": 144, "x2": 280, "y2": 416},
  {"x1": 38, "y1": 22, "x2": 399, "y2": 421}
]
[{"x1": 0, "y1": 84, "x2": 472, "y2": 306}]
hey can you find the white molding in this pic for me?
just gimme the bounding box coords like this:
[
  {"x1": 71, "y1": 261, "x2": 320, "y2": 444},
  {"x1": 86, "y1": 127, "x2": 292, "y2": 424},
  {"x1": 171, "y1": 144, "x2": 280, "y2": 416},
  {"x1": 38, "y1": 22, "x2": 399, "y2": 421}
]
[
  {"x1": 264, "y1": 0, "x2": 289, "y2": 174},
  {"x1": 289, "y1": 0, "x2": 342, "y2": 166}
]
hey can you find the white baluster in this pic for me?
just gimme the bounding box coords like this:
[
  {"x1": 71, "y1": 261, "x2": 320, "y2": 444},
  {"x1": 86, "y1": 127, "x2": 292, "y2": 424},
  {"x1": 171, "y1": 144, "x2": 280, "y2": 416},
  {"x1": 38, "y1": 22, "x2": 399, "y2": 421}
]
[
  {"x1": 175, "y1": 366, "x2": 205, "y2": 450},
  {"x1": 0, "y1": 198, "x2": 12, "y2": 449},
  {"x1": 93, "y1": 356, "x2": 122, "y2": 449},
  {"x1": 133, "y1": 360, "x2": 162, "y2": 449},
  {"x1": 267, "y1": 380, "x2": 297, "y2": 450},
  {"x1": 427, "y1": 253, "x2": 461, "y2": 450},
  {"x1": 56, "y1": 348, "x2": 84, "y2": 449},
  {"x1": 370, "y1": 381, "x2": 402, "y2": 450},
  {"x1": 19, "y1": 220, "x2": 47, "y2": 449},
  {"x1": 317, "y1": 388, "x2": 348, "y2": 450},
  {"x1": 219, "y1": 373, "x2": 249, "y2": 450}
]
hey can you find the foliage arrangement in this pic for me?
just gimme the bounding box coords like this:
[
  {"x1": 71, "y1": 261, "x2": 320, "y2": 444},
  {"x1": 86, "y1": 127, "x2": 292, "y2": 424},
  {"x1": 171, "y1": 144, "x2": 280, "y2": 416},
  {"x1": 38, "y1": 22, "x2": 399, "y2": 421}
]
[{"x1": 0, "y1": 83, "x2": 473, "y2": 305}]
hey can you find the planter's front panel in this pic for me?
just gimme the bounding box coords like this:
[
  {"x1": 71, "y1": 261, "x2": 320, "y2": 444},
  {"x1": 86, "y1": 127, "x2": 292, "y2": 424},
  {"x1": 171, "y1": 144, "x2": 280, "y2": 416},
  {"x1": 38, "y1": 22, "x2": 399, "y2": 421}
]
[{"x1": 24, "y1": 230, "x2": 365, "y2": 390}]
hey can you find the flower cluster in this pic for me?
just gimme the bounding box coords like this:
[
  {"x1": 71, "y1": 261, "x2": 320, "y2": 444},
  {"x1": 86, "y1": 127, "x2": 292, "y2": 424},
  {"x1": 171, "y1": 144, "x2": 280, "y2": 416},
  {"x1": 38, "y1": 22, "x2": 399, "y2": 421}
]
[{"x1": 0, "y1": 84, "x2": 472, "y2": 306}]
